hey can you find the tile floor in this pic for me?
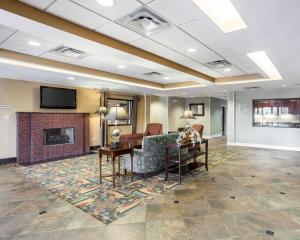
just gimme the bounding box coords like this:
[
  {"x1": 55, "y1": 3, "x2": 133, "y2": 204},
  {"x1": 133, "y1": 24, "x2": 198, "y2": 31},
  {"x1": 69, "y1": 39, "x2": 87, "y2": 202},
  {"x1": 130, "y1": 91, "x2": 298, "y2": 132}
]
[{"x1": 0, "y1": 137, "x2": 300, "y2": 240}]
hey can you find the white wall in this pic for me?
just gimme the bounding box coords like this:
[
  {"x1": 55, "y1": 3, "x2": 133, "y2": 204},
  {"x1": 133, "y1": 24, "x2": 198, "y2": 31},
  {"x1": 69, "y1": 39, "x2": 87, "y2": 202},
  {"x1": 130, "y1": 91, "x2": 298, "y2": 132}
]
[{"x1": 228, "y1": 88, "x2": 300, "y2": 150}]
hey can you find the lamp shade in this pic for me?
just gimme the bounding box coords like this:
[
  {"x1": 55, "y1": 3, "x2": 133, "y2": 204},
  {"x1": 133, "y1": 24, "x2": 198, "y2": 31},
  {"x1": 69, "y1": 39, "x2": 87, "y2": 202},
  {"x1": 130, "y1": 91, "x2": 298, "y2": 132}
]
[
  {"x1": 180, "y1": 110, "x2": 196, "y2": 119},
  {"x1": 95, "y1": 106, "x2": 108, "y2": 114},
  {"x1": 104, "y1": 106, "x2": 130, "y2": 121}
]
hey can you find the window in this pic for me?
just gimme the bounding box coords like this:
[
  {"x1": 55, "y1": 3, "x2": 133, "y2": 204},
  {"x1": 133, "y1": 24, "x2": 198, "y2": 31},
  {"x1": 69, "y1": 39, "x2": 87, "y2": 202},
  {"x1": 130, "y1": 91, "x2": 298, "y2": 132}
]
[
  {"x1": 253, "y1": 98, "x2": 300, "y2": 128},
  {"x1": 107, "y1": 98, "x2": 133, "y2": 125}
]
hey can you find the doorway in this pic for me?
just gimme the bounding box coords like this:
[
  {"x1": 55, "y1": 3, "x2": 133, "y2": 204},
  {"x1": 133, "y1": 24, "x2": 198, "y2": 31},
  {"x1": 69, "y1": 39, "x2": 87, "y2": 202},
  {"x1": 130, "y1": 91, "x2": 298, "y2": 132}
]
[{"x1": 221, "y1": 106, "x2": 226, "y2": 135}]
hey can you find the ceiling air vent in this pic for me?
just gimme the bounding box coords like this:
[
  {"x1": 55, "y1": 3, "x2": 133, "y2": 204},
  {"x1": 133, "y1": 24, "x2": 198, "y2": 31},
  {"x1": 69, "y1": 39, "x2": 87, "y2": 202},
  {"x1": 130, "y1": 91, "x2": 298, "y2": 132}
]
[
  {"x1": 50, "y1": 45, "x2": 87, "y2": 59},
  {"x1": 143, "y1": 71, "x2": 163, "y2": 78},
  {"x1": 244, "y1": 86, "x2": 261, "y2": 90},
  {"x1": 204, "y1": 60, "x2": 232, "y2": 70},
  {"x1": 117, "y1": 7, "x2": 171, "y2": 36}
]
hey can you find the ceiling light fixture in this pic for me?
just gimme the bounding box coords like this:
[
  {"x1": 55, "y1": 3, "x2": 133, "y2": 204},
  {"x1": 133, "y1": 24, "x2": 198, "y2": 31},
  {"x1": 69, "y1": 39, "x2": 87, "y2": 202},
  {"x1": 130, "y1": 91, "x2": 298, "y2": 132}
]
[
  {"x1": 281, "y1": 84, "x2": 287, "y2": 87},
  {"x1": 117, "y1": 65, "x2": 126, "y2": 69},
  {"x1": 97, "y1": 0, "x2": 114, "y2": 7},
  {"x1": 187, "y1": 48, "x2": 197, "y2": 53},
  {"x1": 28, "y1": 41, "x2": 41, "y2": 47},
  {"x1": 247, "y1": 51, "x2": 282, "y2": 80},
  {"x1": 164, "y1": 76, "x2": 170, "y2": 80},
  {"x1": 224, "y1": 68, "x2": 231, "y2": 72},
  {"x1": 192, "y1": 0, "x2": 247, "y2": 33},
  {"x1": 67, "y1": 76, "x2": 74, "y2": 80},
  {"x1": 0, "y1": 57, "x2": 205, "y2": 91}
]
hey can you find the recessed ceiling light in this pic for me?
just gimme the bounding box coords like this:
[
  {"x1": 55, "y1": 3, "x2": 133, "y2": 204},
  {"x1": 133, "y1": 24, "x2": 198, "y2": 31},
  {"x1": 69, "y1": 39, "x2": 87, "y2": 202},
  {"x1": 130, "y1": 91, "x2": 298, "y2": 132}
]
[
  {"x1": 117, "y1": 65, "x2": 126, "y2": 69},
  {"x1": 187, "y1": 48, "x2": 197, "y2": 53},
  {"x1": 97, "y1": 0, "x2": 114, "y2": 7},
  {"x1": 224, "y1": 68, "x2": 231, "y2": 72},
  {"x1": 247, "y1": 51, "x2": 282, "y2": 80},
  {"x1": 281, "y1": 84, "x2": 287, "y2": 87},
  {"x1": 28, "y1": 41, "x2": 41, "y2": 47},
  {"x1": 192, "y1": 0, "x2": 247, "y2": 33},
  {"x1": 164, "y1": 76, "x2": 170, "y2": 80},
  {"x1": 67, "y1": 76, "x2": 74, "y2": 80}
]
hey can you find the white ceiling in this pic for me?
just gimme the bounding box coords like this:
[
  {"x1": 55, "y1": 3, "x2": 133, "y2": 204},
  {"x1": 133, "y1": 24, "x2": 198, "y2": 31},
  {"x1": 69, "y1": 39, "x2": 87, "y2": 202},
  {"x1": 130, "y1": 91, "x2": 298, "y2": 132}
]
[{"x1": 0, "y1": 0, "x2": 299, "y2": 97}]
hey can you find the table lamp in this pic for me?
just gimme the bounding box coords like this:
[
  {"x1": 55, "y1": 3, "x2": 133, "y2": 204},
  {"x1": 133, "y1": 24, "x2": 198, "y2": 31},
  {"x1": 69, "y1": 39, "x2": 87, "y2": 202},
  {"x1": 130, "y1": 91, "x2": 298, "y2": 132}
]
[
  {"x1": 177, "y1": 110, "x2": 198, "y2": 144},
  {"x1": 104, "y1": 106, "x2": 130, "y2": 148},
  {"x1": 180, "y1": 110, "x2": 196, "y2": 129}
]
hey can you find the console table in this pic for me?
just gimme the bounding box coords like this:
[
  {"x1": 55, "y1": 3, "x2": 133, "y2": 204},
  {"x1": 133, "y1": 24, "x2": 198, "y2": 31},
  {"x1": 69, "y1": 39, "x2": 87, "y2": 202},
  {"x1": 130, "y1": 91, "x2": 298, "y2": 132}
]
[
  {"x1": 98, "y1": 140, "x2": 142, "y2": 188},
  {"x1": 165, "y1": 139, "x2": 208, "y2": 184}
]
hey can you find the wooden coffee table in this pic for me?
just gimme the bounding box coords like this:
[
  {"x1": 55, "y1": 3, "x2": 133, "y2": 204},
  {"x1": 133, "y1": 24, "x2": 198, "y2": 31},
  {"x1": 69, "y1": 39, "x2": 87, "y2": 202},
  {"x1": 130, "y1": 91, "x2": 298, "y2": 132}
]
[{"x1": 98, "y1": 140, "x2": 142, "y2": 188}]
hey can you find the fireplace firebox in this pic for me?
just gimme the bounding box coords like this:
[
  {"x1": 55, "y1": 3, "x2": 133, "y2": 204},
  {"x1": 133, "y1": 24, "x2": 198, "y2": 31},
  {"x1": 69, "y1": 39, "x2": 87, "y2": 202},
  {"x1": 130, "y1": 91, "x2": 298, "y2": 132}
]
[{"x1": 43, "y1": 127, "x2": 75, "y2": 145}]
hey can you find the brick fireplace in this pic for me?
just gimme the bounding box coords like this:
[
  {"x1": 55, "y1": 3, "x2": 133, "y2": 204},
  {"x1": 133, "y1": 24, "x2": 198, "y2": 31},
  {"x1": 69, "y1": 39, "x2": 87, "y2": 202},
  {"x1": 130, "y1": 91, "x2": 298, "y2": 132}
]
[{"x1": 17, "y1": 113, "x2": 90, "y2": 164}]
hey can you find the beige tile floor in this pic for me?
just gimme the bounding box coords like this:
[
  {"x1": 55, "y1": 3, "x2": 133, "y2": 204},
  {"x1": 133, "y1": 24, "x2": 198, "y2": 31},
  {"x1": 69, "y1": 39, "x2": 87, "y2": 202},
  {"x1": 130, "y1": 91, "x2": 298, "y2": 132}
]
[{"x1": 1, "y1": 137, "x2": 300, "y2": 240}]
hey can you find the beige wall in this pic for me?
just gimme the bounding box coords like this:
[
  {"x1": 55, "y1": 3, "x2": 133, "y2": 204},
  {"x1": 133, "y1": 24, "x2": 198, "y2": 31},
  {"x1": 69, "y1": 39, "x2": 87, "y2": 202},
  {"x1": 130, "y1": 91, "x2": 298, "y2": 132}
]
[
  {"x1": 149, "y1": 95, "x2": 169, "y2": 133},
  {"x1": 168, "y1": 97, "x2": 186, "y2": 131},
  {"x1": 0, "y1": 78, "x2": 145, "y2": 158}
]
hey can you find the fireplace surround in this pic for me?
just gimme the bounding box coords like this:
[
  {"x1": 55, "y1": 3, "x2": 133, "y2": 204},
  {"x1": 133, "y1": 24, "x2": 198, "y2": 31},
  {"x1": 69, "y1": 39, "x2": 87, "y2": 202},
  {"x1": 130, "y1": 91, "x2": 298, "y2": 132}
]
[{"x1": 17, "y1": 113, "x2": 90, "y2": 164}]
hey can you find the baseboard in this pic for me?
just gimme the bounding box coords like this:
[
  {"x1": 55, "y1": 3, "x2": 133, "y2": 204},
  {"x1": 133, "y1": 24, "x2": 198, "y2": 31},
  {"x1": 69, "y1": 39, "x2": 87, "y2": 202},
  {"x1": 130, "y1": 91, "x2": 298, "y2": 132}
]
[
  {"x1": 228, "y1": 142, "x2": 300, "y2": 152},
  {"x1": 203, "y1": 133, "x2": 223, "y2": 139},
  {"x1": 0, "y1": 157, "x2": 17, "y2": 165}
]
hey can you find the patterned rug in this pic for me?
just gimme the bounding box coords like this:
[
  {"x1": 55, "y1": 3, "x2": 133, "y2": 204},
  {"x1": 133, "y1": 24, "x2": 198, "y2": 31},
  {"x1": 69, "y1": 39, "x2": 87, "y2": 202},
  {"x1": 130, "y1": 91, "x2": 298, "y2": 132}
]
[{"x1": 18, "y1": 149, "x2": 234, "y2": 224}]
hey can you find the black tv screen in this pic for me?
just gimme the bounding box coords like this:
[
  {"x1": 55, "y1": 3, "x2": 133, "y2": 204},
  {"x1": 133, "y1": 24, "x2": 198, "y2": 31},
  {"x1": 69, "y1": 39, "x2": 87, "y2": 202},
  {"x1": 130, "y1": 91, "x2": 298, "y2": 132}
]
[{"x1": 40, "y1": 86, "x2": 76, "y2": 109}]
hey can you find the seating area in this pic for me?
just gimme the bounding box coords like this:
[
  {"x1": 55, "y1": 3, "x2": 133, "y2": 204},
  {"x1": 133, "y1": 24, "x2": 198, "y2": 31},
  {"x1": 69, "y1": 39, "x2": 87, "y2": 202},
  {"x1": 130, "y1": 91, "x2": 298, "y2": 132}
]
[{"x1": 1, "y1": 1, "x2": 300, "y2": 239}]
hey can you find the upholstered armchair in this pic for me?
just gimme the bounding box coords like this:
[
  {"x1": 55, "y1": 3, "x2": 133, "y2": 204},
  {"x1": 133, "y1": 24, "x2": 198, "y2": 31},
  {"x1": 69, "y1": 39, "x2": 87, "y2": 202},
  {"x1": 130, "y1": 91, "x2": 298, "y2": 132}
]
[
  {"x1": 144, "y1": 123, "x2": 163, "y2": 136},
  {"x1": 192, "y1": 124, "x2": 204, "y2": 139},
  {"x1": 120, "y1": 123, "x2": 163, "y2": 143}
]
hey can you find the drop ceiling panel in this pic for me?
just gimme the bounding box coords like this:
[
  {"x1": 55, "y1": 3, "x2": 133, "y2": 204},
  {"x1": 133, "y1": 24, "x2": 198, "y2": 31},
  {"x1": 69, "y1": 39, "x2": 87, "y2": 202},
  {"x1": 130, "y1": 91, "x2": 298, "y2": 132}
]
[
  {"x1": 150, "y1": 27, "x2": 195, "y2": 49},
  {"x1": 96, "y1": 22, "x2": 142, "y2": 43},
  {"x1": 19, "y1": 0, "x2": 56, "y2": 10},
  {"x1": 130, "y1": 37, "x2": 188, "y2": 62},
  {"x1": 0, "y1": 25, "x2": 15, "y2": 43},
  {"x1": 1, "y1": 41, "x2": 45, "y2": 56},
  {"x1": 4, "y1": 32, "x2": 59, "y2": 52},
  {"x1": 130, "y1": 37, "x2": 222, "y2": 78},
  {"x1": 148, "y1": 0, "x2": 201, "y2": 25},
  {"x1": 71, "y1": 0, "x2": 142, "y2": 20},
  {"x1": 149, "y1": 27, "x2": 222, "y2": 63},
  {"x1": 47, "y1": 0, "x2": 110, "y2": 30}
]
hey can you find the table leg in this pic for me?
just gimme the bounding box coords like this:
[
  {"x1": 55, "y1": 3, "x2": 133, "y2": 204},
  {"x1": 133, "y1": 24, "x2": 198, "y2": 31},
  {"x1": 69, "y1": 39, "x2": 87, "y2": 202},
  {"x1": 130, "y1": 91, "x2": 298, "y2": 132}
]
[
  {"x1": 193, "y1": 144, "x2": 196, "y2": 165},
  {"x1": 130, "y1": 151, "x2": 133, "y2": 182},
  {"x1": 165, "y1": 147, "x2": 169, "y2": 181},
  {"x1": 118, "y1": 156, "x2": 121, "y2": 176},
  {"x1": 205, "y1": 141, "x2": 208, "y2": 171},
  {"x1": 99, "y1": 151, "x2": 102, "y2": 184},
  {"x1": 112, "y1": 153, "x2": 116, "y2": 188},
  {"x1": 179, "y1": 148, "x2": 182, "y2": 184}
]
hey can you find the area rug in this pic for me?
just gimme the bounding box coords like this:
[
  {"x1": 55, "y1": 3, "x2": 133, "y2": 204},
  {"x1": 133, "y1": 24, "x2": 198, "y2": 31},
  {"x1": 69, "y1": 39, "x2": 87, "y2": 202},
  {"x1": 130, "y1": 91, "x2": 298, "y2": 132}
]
[{"x1": 18, "y1": 148, "x2": 234, "y2": 224}]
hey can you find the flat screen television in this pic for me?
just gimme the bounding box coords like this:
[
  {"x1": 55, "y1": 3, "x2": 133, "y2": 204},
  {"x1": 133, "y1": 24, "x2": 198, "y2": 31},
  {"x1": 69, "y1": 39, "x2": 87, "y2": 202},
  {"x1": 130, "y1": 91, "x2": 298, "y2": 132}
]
[{"x1": 40, "y1": 86, "x2": 77, "y2": 109}]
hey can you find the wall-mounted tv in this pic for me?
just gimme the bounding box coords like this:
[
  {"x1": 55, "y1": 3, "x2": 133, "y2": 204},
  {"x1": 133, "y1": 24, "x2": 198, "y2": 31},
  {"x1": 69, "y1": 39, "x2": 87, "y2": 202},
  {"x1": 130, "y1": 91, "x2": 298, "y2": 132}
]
[{"x1": 40, "y1": 86, "x2": 77, "y2": 109}]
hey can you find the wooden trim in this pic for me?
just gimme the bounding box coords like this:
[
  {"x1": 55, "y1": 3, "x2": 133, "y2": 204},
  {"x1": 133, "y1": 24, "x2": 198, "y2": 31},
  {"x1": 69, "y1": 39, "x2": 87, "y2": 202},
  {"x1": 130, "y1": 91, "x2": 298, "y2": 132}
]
[
  {"x1": 164, "y1": 81, "x2": 204, "y2": 89},
  {"x1": 214, "y1": 73, "x2": 264, "y2": 84},
  {"x1": 0, "y1": 0, "x2": 214, "y2": 82}
]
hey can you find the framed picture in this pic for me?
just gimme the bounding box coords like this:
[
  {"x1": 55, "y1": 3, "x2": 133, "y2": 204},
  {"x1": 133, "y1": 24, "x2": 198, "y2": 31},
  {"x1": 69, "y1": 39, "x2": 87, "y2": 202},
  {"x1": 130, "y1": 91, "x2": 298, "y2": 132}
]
[
  {"x1": 190, "y1": 103, "x2": 205, "y2": 116},
  {"x1": 253, "y1": 98, "x2": 300, "y2": 128}
]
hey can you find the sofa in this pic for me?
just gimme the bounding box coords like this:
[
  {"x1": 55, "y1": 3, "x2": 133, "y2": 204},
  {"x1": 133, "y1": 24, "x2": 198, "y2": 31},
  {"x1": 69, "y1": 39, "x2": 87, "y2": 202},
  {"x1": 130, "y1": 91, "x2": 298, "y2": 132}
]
[{"x1": 123, "y1": 133, "x2": 177, "y2": 174}]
